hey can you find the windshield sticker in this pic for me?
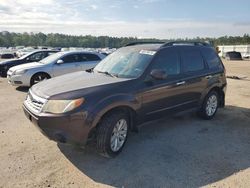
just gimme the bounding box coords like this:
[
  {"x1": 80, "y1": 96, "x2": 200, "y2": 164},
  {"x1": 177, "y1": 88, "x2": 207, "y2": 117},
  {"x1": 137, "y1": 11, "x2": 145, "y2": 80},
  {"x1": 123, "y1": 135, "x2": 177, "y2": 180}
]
[{"x1": 139, "y1": 50, "x2": 156, "y2": 56}]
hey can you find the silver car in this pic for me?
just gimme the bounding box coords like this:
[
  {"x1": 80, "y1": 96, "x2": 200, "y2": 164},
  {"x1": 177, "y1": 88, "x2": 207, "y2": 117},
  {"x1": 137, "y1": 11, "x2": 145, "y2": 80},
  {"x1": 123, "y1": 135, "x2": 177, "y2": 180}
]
[{"x1": 7, "y1": 51, "x2": 105, "y2": 87}]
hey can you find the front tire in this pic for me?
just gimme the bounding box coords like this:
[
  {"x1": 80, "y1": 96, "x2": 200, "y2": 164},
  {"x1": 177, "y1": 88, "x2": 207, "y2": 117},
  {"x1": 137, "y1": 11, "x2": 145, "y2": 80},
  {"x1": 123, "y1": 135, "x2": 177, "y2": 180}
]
[
  {"x1": 96, "y1": 111, "x2": 129, "y2": 158},
  {"x1": 30, "y1": 73, "x2": 50, "y2": 86},
  {"x1": 198, "y1": 91, "x2": 219, "y2": 120}
]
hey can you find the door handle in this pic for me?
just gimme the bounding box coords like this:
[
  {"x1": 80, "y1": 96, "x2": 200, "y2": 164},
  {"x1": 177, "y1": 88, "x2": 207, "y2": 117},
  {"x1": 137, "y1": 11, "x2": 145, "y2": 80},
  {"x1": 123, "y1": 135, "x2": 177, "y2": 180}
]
[
  {"x1": 205, "y1": 75, "x2": 212, "y2": 79},
  {"x1": 176, "y1": 81, "x2": 186, "y2": 86}
]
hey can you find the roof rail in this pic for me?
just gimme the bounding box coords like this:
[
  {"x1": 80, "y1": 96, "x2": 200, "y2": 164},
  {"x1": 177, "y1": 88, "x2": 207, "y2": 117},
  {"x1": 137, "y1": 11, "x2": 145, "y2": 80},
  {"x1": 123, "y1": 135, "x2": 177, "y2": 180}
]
[
  {"x1": 125, "y1": 41, "x2": 165, "y2": 47},
  {"x1": 161, "y1": 41, "x2": 211, "y2": 48}
]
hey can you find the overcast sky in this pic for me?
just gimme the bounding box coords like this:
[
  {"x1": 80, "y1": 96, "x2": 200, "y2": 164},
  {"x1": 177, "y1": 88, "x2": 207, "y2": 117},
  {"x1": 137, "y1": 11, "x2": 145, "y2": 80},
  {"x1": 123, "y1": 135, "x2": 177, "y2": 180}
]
[{"x1": 0, "y1": 0, "x2": 250, "y2": 39}]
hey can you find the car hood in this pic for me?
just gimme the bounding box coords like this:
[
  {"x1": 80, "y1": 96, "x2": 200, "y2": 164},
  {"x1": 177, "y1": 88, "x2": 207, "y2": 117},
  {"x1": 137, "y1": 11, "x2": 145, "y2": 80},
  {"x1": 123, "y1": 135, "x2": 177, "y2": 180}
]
[
  {"x1": 9, "y1": 62, "x2": 43, "y2": 72},
  {"x1": 31, "y1": 71, "x2": 131, "y2": 99},
  {"x1": 0, "y1": 59, "x2": 20, "y2": 66}
]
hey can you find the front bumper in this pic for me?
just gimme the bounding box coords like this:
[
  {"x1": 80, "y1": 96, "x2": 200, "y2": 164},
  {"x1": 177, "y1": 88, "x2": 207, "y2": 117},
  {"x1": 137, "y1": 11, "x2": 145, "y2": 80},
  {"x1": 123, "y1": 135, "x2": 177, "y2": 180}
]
[
  {"x1": 23, "y1": 104, "x2": 91, "y2": 146},
  {"x1": 7, "y1": 74, "x2": 28, "y2": 86}
]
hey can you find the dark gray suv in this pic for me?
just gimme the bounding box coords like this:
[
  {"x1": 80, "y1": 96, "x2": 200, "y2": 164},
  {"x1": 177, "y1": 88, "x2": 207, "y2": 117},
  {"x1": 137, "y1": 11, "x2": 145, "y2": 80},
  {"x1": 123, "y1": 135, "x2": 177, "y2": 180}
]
[{"x1": 23, "y1": 42, "x2": 227, "y2": 157}]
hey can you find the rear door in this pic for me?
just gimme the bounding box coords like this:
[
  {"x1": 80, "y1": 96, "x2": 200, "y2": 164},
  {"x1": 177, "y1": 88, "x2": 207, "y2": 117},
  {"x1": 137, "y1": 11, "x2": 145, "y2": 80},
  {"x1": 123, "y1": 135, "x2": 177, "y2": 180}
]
[
  {"x1": 178, "y1": 46, "x2": 209, "y2": 107},
  {"x1": 52, "y1": 53, "x2": 80, "y2": 76},
  {"x1": 79, "y1": 53, "x2": 101, "y2": 70}
]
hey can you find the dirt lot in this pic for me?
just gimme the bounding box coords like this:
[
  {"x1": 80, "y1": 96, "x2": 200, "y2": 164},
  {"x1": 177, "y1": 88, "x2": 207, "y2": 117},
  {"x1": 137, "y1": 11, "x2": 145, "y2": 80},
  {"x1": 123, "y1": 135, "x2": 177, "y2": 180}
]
[{"x1": 0, "y1": 60, "x2": 250, "y2": 188}]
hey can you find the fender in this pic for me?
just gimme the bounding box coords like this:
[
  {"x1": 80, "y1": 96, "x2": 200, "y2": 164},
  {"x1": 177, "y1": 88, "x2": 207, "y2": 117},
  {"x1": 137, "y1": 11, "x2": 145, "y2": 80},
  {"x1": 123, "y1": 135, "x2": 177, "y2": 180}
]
[
  {"x1": 199, "y1": 72, "x2": 227, "y2": 106},
  {"x1": 87, "y1": 93, "x2": 141, "y2": 129}
]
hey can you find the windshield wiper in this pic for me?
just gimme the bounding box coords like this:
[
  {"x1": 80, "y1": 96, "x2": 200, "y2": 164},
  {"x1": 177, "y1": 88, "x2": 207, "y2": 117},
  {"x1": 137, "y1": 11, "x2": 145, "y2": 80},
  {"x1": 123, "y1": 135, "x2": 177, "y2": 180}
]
[{"x1": 96, "y1": 71, "x2": 118, "y2": 78}]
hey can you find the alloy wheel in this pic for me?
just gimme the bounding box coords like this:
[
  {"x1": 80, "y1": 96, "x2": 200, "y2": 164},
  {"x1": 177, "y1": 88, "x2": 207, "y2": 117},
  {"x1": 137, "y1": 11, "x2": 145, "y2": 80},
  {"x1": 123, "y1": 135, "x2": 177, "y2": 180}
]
[
  {"x1": 206, "y1": 94, "x2": 218, "y2": 116},
  {"x1": 33, "y1": 74, "x2": 48, "y2": 84},
  {"x1": 110, "y1": 119, "x2": 128, "y2": 152}
]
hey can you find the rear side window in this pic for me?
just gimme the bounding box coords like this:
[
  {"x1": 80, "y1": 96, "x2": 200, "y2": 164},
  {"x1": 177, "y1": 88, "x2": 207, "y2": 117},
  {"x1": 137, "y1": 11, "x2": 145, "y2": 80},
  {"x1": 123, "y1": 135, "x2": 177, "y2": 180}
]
[
  {"x1": 80, "y1": 54, "x2": 101, "y2": 61},
  {"x1": 152, "y1": 49, "x2": 180, "y2": 76},
  {"x1": 181, "y1": 49, "x2": 205, "y2": 72},
  {"x1": 201, "y1": 48, "x2": 222, "y2": 69}
]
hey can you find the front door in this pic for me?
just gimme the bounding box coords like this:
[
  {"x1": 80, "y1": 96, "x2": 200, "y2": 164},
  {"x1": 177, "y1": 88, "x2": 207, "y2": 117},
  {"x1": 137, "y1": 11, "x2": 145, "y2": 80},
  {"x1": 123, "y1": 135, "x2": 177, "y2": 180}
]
[
  {"x1": 141, "y1": 48, "x2": 189, "y2": 119},
  {"x1": 52, "y1": 53, "x2": 81, "y2": 77}
]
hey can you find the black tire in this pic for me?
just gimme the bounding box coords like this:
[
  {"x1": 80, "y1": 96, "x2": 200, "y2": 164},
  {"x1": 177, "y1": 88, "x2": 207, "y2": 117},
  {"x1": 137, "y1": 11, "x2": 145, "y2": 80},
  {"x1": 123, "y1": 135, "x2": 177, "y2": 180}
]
[
  {"x1": 198, "y1": 91, "x2": 219, "y2": 120},
  {"x1": 96, "y1": 111, "x2": 129, "y2": 158},
  {"x1": 30, "y1": 73, "x2": 50, "y2": 86}
]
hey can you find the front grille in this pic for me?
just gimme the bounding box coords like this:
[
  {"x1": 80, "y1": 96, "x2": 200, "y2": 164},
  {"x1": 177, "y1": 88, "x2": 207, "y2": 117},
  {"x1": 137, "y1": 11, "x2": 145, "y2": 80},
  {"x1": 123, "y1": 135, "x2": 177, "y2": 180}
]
[{"x1": 24, "y1": 91, "x2": 47, "y2": 114}]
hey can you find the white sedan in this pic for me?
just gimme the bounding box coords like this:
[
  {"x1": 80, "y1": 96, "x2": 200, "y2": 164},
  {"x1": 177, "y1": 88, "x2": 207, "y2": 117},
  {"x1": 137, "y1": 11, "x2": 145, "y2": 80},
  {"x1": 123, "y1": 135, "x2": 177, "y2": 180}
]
[{"x1": 7, "y1": 51, "x2": 105, "y2": 87}]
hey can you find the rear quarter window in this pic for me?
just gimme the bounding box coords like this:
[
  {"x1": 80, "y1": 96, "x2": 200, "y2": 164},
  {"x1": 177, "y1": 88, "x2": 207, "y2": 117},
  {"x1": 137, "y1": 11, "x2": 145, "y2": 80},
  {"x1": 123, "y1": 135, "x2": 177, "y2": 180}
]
[{"x1": 201, "y1": 48, "x2": 222, "y2": 69}]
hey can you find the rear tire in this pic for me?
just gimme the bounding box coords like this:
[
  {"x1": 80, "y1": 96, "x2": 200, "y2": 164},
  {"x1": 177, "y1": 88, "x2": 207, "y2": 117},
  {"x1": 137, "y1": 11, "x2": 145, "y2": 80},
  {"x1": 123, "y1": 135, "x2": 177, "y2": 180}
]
[
  {"x1": 198, "y1": 91, "x2": 219, "y2": 120},
  {"x1": 30, "y1": 73, "x2": 50, "y2": 86},
  {"x1": 96, "y1": 111, "x2": 129, "y2": 158}
]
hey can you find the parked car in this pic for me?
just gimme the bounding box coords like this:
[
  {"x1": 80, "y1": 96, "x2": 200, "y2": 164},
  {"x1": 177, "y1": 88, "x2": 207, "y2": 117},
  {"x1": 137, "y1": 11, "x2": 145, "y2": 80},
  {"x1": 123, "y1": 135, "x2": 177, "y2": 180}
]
[
  {"x1": 242, "y1": 53, "x2": 250, "y2": 59},
  {"x1": 8, "y1": 51, "x2": 105, "y2": 87},
  {"x1": 0, "y1": 53, "x2": 15, "y2": 59},
  {"x1": 23, "y1": 42, "x2": 227, "y2": 157},
  {"x1": 0, "y1": 50, "x2": 59, "y2": 77},
  {"x1": 225, "y1": 51, "x2": 242, "y2": 60},
  {"x1": 16, "y1": 47, "x2": 35, "y2": 58}
]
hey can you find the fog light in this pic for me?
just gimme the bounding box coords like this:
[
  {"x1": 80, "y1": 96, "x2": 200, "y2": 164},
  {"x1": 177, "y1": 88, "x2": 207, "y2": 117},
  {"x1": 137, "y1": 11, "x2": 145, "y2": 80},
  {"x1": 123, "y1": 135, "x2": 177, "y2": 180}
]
[{"x1": 14, "y1": 81, "x2": 23, "y2": 84}]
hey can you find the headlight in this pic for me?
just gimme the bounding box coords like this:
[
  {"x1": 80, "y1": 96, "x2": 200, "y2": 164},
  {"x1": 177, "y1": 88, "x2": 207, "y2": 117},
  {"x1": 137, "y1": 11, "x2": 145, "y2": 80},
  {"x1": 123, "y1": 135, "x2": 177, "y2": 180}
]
[
  {"x1": 14, "y1": 69, "x2": 27, "y2": 75},
  {"x1": 42, "y1": 98, "x2": 84, "y2": 114}
]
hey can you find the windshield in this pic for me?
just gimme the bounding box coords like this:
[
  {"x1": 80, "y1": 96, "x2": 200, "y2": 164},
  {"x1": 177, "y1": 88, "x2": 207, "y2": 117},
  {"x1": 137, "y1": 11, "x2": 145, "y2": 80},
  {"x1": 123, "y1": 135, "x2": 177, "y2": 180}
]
[
  {"x1": 39, "y1": 52, "x2": 63, "y2": 64},
  {"x1": 94, "y1": 47, "x2": 155, "y2": 78}
]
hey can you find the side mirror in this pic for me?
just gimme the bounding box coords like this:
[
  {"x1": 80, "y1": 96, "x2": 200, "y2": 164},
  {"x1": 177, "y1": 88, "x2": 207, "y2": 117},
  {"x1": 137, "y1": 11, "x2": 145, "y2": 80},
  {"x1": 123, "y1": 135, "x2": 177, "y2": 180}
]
[
  {"x1": 150, "y1": 69, "x2": 167, "y2": 80},
  {"x1": 57, "y1": 59, "x2": 64, "y2": 64}
]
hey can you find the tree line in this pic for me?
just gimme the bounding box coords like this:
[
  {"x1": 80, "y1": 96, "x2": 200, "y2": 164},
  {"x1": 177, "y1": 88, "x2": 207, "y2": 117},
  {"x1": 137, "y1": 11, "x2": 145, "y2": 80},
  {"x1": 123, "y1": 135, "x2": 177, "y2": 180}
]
[{"x1": 0, "y1": 31, "x2": 249, "y2": 48}]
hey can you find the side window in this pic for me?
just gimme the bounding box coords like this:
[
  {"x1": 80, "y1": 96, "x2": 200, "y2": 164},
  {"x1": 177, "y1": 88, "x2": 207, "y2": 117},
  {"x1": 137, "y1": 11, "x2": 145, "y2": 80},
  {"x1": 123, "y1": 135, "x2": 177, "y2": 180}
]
[
  {"x1": 62, "y1": 54, "x2": 80, "y2": 63},
  {"x1": 201, "y1": 48, "x2": 222, "y2": 69},
  {"x1": 80, "y1": 54, "x2": 101, "y2": 61},
  {"x1": 181, "y1": 49, "x2": 205, "y2": 72},
  {"x1": 151, "y1": 49, "x2": 180, "y2": 76},
  {"x1": 40, "y1": 52, "x2": 47, "y2": 59},
  {"x1": 79, "y1": 54, "x2": 88, "y2": 62},
  {"x1": 28, "y1": 52, "x2": 46, "y2": 61}
]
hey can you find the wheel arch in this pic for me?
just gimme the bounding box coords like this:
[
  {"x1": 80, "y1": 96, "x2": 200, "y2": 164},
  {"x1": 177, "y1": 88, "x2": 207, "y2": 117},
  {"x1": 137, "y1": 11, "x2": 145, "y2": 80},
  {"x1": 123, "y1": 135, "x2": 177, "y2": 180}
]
[
  {"x1": 209, "y1": 86, "x2": 225, "y2": 107},
  {"x1": 99, "y1": 105, "x2": 137, "y2": 129},
  {"x1": 87, "y1": 105, "x2": 138, "y2": 140}
]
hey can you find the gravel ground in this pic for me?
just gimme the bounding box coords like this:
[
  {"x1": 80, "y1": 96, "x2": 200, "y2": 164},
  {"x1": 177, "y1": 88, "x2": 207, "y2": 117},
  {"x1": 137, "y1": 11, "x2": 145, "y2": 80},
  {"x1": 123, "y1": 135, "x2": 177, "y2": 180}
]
[{"x1": 0, "y1": 60, "x2": 250, "y2": 188}]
